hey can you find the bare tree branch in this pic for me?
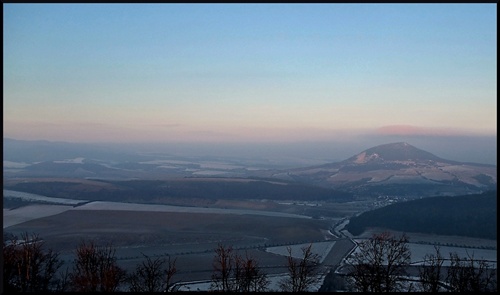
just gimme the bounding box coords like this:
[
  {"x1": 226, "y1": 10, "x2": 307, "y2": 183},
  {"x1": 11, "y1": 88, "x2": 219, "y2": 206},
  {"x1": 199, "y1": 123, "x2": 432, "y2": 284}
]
[
  {"x1": 279, "y1": 243, "x2": 321, "y2": 292},
  {"x1": 347, "y1": 232, "x2": 410, "y2": 292},
  {"x1": 69, "y1": 239, "x2": 126, "y2": 292}
]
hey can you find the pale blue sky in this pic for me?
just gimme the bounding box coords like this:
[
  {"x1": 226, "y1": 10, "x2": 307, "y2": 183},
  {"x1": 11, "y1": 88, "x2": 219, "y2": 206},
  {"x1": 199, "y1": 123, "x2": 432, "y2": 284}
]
[{"x1": 3, "y1": 3, "x2": 497, "y2": 143}]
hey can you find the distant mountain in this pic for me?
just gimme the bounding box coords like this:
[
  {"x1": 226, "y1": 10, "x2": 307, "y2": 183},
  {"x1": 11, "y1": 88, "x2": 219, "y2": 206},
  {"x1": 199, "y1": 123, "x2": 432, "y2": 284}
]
[
  {"x1": 346, "y1": 190, "x2": 497, "y2": 240},
  {"x1": 344, "y1": 142, "x2": 446, "y2": 163},
  {"x1": 275, "y1": 142, "x2": 497, "y2": 198}
]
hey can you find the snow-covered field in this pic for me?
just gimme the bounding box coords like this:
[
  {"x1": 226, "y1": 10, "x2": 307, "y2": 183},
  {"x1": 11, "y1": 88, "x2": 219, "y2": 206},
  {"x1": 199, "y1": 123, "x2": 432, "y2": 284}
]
[
  {"x1": 72, "y1": 201, "x2": 310, "y2": 219},
  {"x1": 3, "y1": 205, "x2": 74, "y2": 228},
  {"x1": 266, "y1": 241, "x2": 336, "y2": 263},
  {"x1": 3, "y1": 190, "x2": 88, "y2": 228},
  {"x1": 3, "y1": 190, "x2": 310, "y2": 229}
]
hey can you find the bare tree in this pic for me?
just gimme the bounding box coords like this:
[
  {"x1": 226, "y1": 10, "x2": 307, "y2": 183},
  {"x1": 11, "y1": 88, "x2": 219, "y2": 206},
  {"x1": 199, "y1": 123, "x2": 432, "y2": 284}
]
[
  {"x1": 446, "y1": 251, "x2": 497, "y2": 292},
  {"x1": 234, "y1": 251, "x2": 269, "y2": 292},
  {"x1": 347, "y1": 232, "x2": 411, "y2": 292},
  {"x1": 129, "y1": 254, "x2": 165, "y2": 292},
  {"x1": 418, "y1": 245, "x2": 445, "y2": 292},
  {"x1": 69, "y1": 239, "x2": 126, "y2": 292},
  {"x1": 54, "y1": 266, "x2": 72, "y2": 292},
  {"x1": 211, "y1": 244, "x2": 235, "y2": 292},
  {"x1": 164, "y1": 254, "x2": 178, "y2": 292},
  {"x1": 128, "y1": 253, "x2": 178, "y2": 292},
  {"x1": 279, "y1": 243, "x2": 321, "y2": 292},
  {"x1": 2, "y1": 232, "x2": 62, "y2": 292},
  {"x1": 211, "y1": 244, "x2": 269, "y2": 292}
]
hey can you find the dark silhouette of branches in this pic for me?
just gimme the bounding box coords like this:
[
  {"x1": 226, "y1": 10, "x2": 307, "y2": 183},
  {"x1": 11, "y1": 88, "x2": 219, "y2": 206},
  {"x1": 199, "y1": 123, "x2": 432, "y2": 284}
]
[
  {"x1": 2, "y1": 232, "x2": 62, "y2": 292},
  {"x1": 418, "y1": 245, "x2": 445, "y2": 292},
  {"x1": 211, "y1": 244, "x2": 234, "y2": 292},
  {"x1": 128, "y1": 253, "x2": 165, "y2": 292},
  {"x1": 211, "y1": 244, "x2": 269, "y2": 292},
  {"x1": 165, "y1": 254, "x2": 178, "y2": 292},
  {"x1": 279, "y1": 243, "x2": 321, "y2": 292},
  {"x1": 69, "y1": 239, "x2": 126, "y2": 292},
  {"x1": 347, "y1": 232, "x2": 410, "y2": 292},
  {"x1": 446, "y1": 251, "x2": 497, "y2": 292},
  {"x1": 4, "y1": 231, "x2": 496, "y2": 292},
  {"x1": 234, "y1": 251, "x2": 269, "y2": 292},
  {"x1": 128, "y1": 253, "x2": 178, "y2": 292}
]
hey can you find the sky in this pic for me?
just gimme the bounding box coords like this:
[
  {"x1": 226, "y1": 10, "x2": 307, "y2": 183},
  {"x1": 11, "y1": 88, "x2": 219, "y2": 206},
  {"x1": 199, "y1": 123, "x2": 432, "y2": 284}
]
[{"x1": 3, "y1": 4, "x2": 497, "y2": 161}]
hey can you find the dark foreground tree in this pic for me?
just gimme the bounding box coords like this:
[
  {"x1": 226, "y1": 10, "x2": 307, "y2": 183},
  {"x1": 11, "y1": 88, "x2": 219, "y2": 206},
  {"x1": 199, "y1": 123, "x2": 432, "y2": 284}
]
[
  {"x1": 164, "y1": 254, "x2": 178, "y2": 292},
  {"x1": 69, "y1": 240, "x2": 126, "y2": 292},
  {"x1": 234, "y1": 251, "x2": 269, "y2": 292},
  {"x1": 278, "y1": 243, "x2": 321, "y2": 292},
  {"x1": 346, "y1": 232, "x2": 411, "y2": 292},
  {"x1": 2, "y1": 232, "x2": 63, "y2": 292},
  {"x1": 128, "y1": 253, "x2": 178, "y2": 292},
  {"x1": 211, "y1": 244, "x2": 234, "y2": 292},
  {"x1": 418, "y1": 245, "x2": 445, "y2": 292},
  {"x1": 210, "y1": 244, "x2": 269, "y2": 292},
  {"x1": 446, "y1": 251, "x2": 497, "y2": 292}
]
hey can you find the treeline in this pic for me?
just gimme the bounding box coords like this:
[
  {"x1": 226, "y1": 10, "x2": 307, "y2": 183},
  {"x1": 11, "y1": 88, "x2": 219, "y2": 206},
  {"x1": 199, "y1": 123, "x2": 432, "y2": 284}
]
[
  {"x1": 346, "y1": 191, "x2": 497, "y2": 239},
  {"x1": 5, "y1": 178, "x2": 353, "y2": 203},
  {"x1": 3, "y1": 232, "x2": 496, "y2": 292},
  {"x1": 2, "y1": 232, "x2": 321, "y2": 293}
]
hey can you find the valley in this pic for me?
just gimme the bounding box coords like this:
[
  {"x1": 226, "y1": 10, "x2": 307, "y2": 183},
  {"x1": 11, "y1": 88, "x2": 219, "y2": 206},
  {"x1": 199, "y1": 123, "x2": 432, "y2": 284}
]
[{"x1": 3, "y1": 140, "x2": 497, "y2": 291}]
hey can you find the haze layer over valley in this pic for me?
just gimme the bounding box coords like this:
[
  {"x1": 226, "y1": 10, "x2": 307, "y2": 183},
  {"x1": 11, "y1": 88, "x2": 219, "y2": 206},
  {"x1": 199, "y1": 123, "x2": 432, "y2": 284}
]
[
  {"x1": 3, "y1": 138, "x2": 497, "y2": 291},
  {"x1": 4, "y1": 139, "x2": 495, "y2": 198}
]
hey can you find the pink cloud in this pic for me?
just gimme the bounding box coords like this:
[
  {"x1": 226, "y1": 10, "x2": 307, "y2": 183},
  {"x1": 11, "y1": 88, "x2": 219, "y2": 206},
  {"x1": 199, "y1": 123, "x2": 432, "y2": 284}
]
[{"x1": 375, "y1": 125, "x2": 486, "y2": 136}]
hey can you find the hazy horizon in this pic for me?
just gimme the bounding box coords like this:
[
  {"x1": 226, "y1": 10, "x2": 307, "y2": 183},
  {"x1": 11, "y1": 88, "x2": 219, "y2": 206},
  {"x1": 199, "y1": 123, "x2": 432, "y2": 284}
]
[
  {"x1": 4, "y1": 133, "x2": 497, "y2": 166},
  {"x1": 3, "y1": 4, "x2": 496, "y2": 159}
]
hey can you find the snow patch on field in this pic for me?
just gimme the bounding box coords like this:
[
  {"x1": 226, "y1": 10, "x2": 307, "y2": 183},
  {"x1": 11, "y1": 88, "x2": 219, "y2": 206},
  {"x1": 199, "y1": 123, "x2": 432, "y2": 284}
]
[
  {"x1": 140, "y1": 160, "x2": 195, "y2": 165},
  {"x1": 199, "y1": 162, "x2": 244, "y2": 170},
  {"x1": 157, "y1": 165, "x2": 178, "y2": 169},
  {"x1": 3, "y1": 161, "x2": 31, "y2": 168},
  {"x1": 53, "y1": 157, "x2": 85, "y2": 164},
  {"x1": 192, "y1": 170, "x2": 228, "y2": 176}
]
